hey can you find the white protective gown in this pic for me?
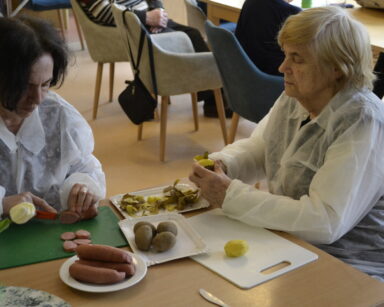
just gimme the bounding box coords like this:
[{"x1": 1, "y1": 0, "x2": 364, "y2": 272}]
[
  {"x1": 210, "y1": 87, "x2": 384, "y2": 281},
  {"x1": 0, "y1": 91, "x2": 106, "y2": 216}
]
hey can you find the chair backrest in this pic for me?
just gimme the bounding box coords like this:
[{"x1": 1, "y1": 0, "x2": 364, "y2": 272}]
[
  {"x1": 70, "y1": 0, "x2": 127, "y2": 63},
  {"x1": 205, "y1": 20, "x2": 284, "y2": 123},
  {"x1": 27, "y1": 0, "x2": 71, "y2": 10},
  {"x1": 184, "y1": 0, "x2": 207, "y2": 40},
  {"x1": 112, "y1": 4, "x2": 154, "y2": 91}
]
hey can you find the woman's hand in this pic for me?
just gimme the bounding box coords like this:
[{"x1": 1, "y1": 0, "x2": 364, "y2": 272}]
[
  {"x1": 146, "y1": 8, "x2": 168, "y2": 28},
  {"x1": 67, "y1": 183, "x2": 98, "y2": 214},
  {"x1": 2, "y1": 192, "x2": 57, "y2": 216},
  {"x1": 189, "y1": 160, "x2": 231, "y2": 208}
]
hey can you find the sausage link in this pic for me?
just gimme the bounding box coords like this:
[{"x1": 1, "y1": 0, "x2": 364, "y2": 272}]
[
  {"x1": 76, "y1": 244, "x2": 132, "y2": 263},
  {"x1": 69, "y1": 263, "x2": 125, "y2": 284},
  {"x1": 76, "y1": 260, "x2": 135, "y2": 277}
]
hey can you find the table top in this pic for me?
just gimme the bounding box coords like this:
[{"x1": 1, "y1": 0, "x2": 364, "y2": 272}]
[
  {"x1": 207, "y1": 0, "x2": 384, "y2": 51},
  {"x1": 1, "y1": 201, "x2": 384, "y2": 307}
]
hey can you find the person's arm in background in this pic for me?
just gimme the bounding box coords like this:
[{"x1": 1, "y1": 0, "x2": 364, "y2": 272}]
[{"x1": 133, "y1": 0, "x2": 168, "y2": 31}]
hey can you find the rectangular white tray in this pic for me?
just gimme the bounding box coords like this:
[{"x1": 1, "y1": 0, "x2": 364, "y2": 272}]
[
  {"x1": 110, "y1": 183, "x2": 209, "y2": 219},
  {"x1": 119, "y1": 213, "x2": 208, "y2": 266}
]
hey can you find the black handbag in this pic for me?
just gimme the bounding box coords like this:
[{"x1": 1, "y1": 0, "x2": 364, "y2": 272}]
[{"x1": 118, "y1": 10, "x2": 158, "y2": 125}]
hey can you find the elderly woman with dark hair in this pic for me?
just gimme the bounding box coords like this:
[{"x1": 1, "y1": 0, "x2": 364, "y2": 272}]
[
  {"x1": 0, "y1": 16, "x2": 106, "y2": 218},
  {"x1": 190, "y1": 6, "x2": 384, "y2": 281}
]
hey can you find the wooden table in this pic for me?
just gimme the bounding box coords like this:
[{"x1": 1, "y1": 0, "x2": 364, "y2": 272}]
[
  {"x1": 1, "y1": 201, "x2": 384, "y2": 306},
  {"x1": 207, "y1": 0, "x2": 384, "y2": 54}
]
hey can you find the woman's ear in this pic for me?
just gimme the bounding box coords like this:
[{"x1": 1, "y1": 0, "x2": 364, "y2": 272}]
[{"x1": 334, "y1": 67, "x2": 343, "y2": 80}]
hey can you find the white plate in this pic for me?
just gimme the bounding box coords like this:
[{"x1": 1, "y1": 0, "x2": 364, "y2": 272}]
[
  {"x1": 119, "y1": 213, "x2": 208, "y2": 266},
  {"x1": 110, "y1": 183, "x2": 209, "y2": 219},
  {"x1": 59, "y1": 252, "x2": 147, "y2": 293}
]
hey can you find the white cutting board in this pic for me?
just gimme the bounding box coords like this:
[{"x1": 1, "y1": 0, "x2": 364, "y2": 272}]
[{"x1": 189, "y1": 209, "x2": 318, "y2": 289}]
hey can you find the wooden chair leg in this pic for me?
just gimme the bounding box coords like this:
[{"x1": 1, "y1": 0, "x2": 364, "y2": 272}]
[
  {"x1": 229, "y1": 112, "x2": 240, "y2": 144},
  {"x1": 56, "y1": 10, "x2": 66, "y2": 41},
  {"x1": 93, "y1": 62, "x2": 103, "y2": 120},
  {"x1": 191, "y1": 92, "x2": 198, "y2": 131},
  {"x1": 71, "y1": 8, "x2": 85, "y2": 50},
  {"x1": 160, "y1": 96, "x2": 169, "y2": 162},
  {"x1": 137, "y1": 123, "x2": 143, "y2": 140},
  {"x1": 109, "y1": 63, "x2": 115, "y2": 102},
  {"x1": 154, "y1": 108, "x2": 159, "y2": 120},
  {"x1": 213, "y1": 88, "x2": 228, "y2": 145}
]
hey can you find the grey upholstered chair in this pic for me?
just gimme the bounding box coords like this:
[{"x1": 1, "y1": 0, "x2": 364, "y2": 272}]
[
  {"x1": 205, "y1": 21, "x2": 284, "y2": 143},
  {"x1": 112, "y1": 4, "x2": 228, "y2": 161},
  {"x1": 71, "y1": 0, "x2": 129, "y2": 119},
  {"x1": 184, "y1": 0, "x2": 208, "y2": 40}
]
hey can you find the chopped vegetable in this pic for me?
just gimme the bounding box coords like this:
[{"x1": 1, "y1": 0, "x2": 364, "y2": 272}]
[{"x1": 118, "y1": 180, "x2": 200, "y2": 217}]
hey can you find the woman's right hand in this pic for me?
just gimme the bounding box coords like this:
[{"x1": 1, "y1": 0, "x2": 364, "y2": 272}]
[{"x1": 2, "y1": 192, "x2": 57, "y2": 216}]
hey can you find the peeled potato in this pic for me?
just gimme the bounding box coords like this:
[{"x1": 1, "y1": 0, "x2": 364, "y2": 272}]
[
  {"x1": 9, "y1": 202, "x2": 36, "y2": 224},
  {"x1": 197, "y1": 159, "x2": 215, "y2": 171},
  {"x1": 224, "y1": 240, "x2": 249, "y2": 257}
]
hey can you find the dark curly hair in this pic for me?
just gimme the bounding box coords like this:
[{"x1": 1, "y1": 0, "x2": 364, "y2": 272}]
[{"x1": 0, "y1": 15, "x2": 69, "y2": 111}]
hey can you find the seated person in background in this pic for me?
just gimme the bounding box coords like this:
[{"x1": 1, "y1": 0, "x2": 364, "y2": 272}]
[
  {"x1": 79, "y1": 0, "x2": 209, "y2": 56},
  {"x1": 79, "y1": 0, "x2": 232, "y2": 118},
  {"x1": 235, "y1": 0, "x2": 301, "y2": 76},
  {"x1": 0, "y1": 16, "x2": 106, "y2": 218},
  {"x1": 190, "y1": 7, "x2": 384, "y2": 281}
]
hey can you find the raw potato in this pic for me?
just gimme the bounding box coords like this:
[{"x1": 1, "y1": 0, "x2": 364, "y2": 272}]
[
  {"x1": 152, "y1": 231, "x2": 176, "y2": 252},
  {"x1": 134, "y1": 225, "x2": 154, "y2": 251},
  {"x1": 157, "y1": 221, "x2": 178, "y2": 236},
  {"x1": 134, "y1": 221, "x2": 156, "y2": 236}
]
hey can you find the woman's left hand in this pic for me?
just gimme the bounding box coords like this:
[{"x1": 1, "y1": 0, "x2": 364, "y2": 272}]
[
  {"x1": 189, "y1": 160, "x2": 231, "y2": 208},
  {"x1": 67, "y1": 183, "x2": 98, "y2": 214}
]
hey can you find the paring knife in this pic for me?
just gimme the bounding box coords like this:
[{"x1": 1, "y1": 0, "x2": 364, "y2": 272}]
[{"x1": 199, "y1": 289, "x2": 230, "y2": 307}]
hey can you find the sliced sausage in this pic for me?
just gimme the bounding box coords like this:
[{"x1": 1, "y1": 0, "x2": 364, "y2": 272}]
[
  {"x1": 63, "y1": 240, "x2": 78, "y2": 252},
  {"x1": 76, "y1": 244, "x2": 132, "y2": 263},
  {"x1": 60, "y1": 211, "x2": 80, "y2": 224},
  {"x1": 73, "y1": 239, "x2": 92, "y2": 245},
  {"x1": 75, "y1": 259, "x2": 135, "y2": 277},
  {"x1": 60, "y1": 231, "x2": 76, "y2": 241},
  {"x1": 69, "y1": 262, "x2": 125, "y2": 284},
  {"x1": 75, "y1": 230, "x2": 91, "y2": 239}
]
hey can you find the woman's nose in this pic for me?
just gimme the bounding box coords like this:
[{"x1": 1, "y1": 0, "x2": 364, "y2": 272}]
[
  {"x1": 278, "y1": 58, "x2": 288, "y2": 74},
  {"x1": 28, "y1": 86, "x2": 43, "y2": 104}
]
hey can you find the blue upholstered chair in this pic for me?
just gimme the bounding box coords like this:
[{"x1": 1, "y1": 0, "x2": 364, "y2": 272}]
[
  {"x1": 205, "y1": 21, "x2": 285, "y2": 143},
  {"x1": 26, "y1": 0, "x2": 85, "y2": 50}
]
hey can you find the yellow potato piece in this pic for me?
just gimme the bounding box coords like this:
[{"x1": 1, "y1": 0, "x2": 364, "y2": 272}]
[
  {"x1": 224, "y1": 240, "x2": 249, "y2": 257},
  {"x1": 9, "y1": 202, "x2": 36, "y2": 224}
]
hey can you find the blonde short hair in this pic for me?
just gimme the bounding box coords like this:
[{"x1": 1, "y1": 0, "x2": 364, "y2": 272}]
[{"x1": 278, "y1": 6, "x2": 375, "y2": 90}]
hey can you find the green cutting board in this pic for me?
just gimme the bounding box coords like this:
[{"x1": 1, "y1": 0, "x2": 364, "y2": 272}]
[{"x1": 0, "y1": 206, "x2": 127, "y2": 269}]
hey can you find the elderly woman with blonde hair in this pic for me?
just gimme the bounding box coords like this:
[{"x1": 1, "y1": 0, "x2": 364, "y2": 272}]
[{"x1": 190, "y1": 6, "x2": 384, "y2": 281}]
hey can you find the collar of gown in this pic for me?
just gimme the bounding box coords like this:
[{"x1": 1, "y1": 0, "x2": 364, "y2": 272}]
[{"x1": 0, "y1": 107, "x2": 45, "y2": 154}]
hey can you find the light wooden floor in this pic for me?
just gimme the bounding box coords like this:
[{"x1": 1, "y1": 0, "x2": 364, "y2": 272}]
[{"x1": 55, "y1": 33, "x2": 255, "y2": 198}]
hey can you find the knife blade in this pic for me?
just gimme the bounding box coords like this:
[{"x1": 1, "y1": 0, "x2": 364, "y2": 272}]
[{"x1": 199, "y1": 289, "x2": 230, "y2": 307}]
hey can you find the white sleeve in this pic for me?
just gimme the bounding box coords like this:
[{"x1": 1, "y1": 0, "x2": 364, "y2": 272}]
[
  {"x1": 209, "y1": 111, "x2": 270, "y2": 184},
  {"x1": 58, "y1": 98, "x2": 106, "y2": 210},
  {"x1": 222, "y1": 117, "x2": 384, "y2": 244}
]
